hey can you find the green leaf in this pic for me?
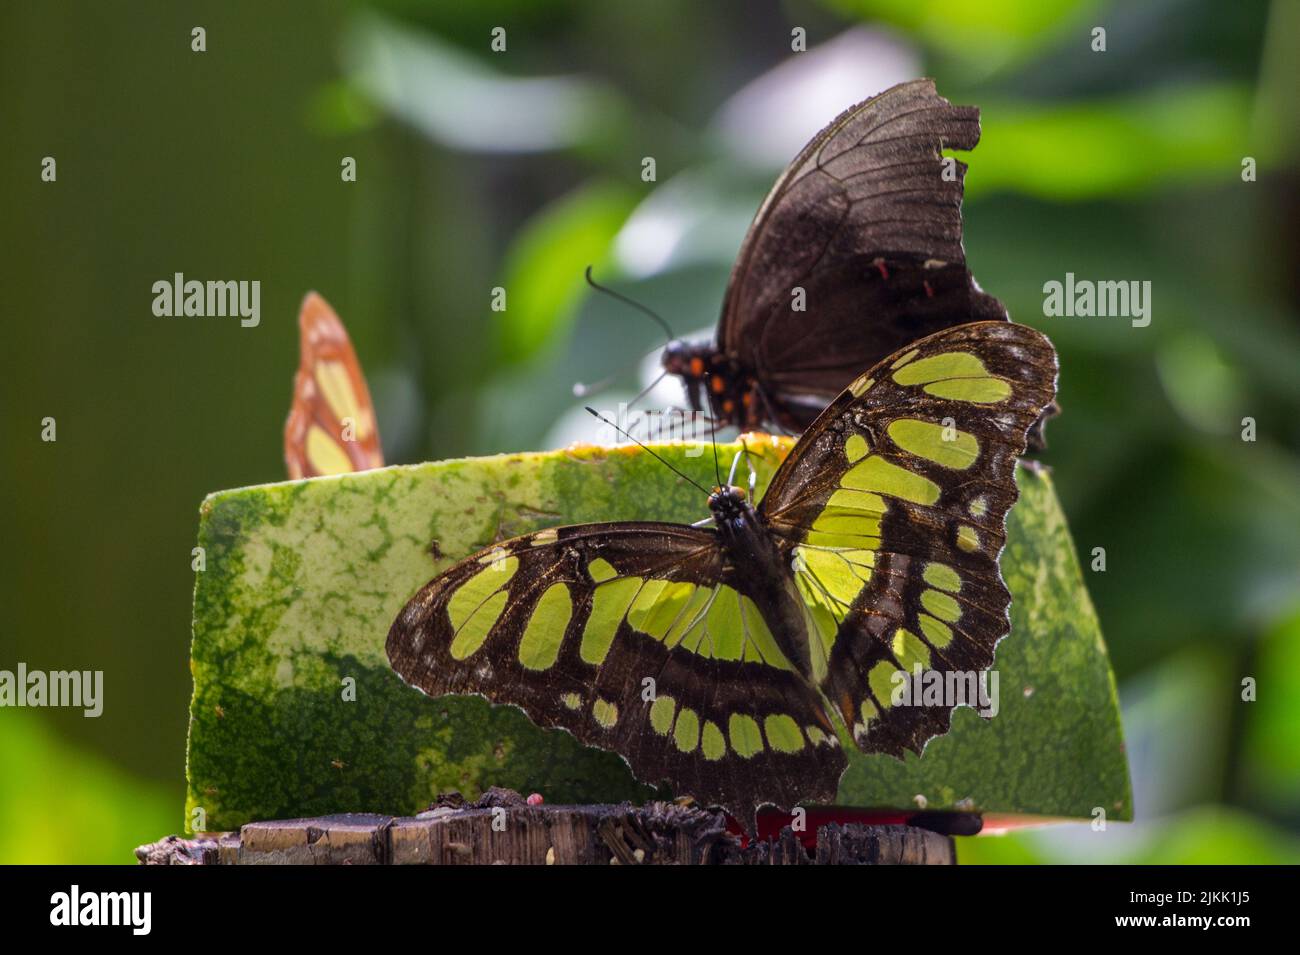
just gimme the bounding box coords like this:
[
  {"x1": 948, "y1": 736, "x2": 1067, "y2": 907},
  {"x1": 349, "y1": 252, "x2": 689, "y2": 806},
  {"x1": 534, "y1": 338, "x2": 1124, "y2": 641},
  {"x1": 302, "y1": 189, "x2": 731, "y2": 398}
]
[
  {"x1": 493, "y1": 182, "x2": 637, "y2": 364},
  {"x1": 822, "y1": 0, "x2": 1103, "y2": 72},
  {"x1": 306, "y1": 79, "x2": 380, "y2": 136},
  {"x1": 185, "y1": 440, "x2": 1130, "y2": 832},
  {"x1": 0, "y1": 711, "x2": 173, "y2": 863},
  {"x1": 959, "y1": 806, "x2": 1300, "y2": 864},
  {"x1": 343, "y1": 13, "x2": 625, "y2": 153},
  {"x1": 1245, "y1": 610, "x2": 1300, "y2": 808},
  {"x1": 968, "y1": 86, "x2": 1258, "y2": 200}
]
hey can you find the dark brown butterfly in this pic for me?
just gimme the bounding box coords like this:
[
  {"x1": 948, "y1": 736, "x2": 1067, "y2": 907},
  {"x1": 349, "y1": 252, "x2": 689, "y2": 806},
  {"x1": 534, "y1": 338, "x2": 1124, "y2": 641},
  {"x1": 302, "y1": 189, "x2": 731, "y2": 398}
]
[{"x1": 653, "y1": 79, "x2": 1021, "y2": 436}]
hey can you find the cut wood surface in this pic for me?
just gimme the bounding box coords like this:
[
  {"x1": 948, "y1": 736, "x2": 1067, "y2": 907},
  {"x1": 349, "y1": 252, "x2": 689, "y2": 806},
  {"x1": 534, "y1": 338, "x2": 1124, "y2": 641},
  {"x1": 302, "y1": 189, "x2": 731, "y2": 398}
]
[{"x1": 139, "y1": 789, "x2": 956, "y2": 865}]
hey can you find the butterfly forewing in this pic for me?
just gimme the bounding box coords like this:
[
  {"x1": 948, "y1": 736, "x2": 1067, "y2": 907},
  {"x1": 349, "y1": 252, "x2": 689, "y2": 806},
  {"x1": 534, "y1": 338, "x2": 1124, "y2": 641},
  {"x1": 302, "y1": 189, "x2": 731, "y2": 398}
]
[
  {"x1": 387, "y1": 320, "x2": 1056, "y2": 819},
  {"x1": 758, "y1": 321, "x2": 1058, "y2": 757},
  {"x1": 284, "y1": 292, "x2": 384, "y2": 479},
  {"x1": 717, "y1": 79, "x2": 1008, "y2": 427},
  {"x1": 386, "y1": 522, "x2": 846, "y2": 825}
]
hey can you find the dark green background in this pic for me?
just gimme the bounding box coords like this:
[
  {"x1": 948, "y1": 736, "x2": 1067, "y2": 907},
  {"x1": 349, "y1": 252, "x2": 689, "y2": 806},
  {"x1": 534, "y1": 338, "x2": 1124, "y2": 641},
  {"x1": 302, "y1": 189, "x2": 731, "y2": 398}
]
[{"x1": 2, "y1": 0, "x2": 1297, "y2": 862}]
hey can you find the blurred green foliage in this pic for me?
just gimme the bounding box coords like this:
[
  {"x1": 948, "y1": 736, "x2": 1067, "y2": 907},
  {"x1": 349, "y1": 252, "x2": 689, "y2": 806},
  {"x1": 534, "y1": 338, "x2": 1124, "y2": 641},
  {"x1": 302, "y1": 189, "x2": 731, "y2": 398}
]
[
  {"x1": 0, "y1": 711, "x2": 171, "y2": 865},
  {"x1": 2, "y1": 0, "x2": 1296, "y2": 862},
  {"x1": 494, "y1": 182, "x2": 636, "y2": 363}
]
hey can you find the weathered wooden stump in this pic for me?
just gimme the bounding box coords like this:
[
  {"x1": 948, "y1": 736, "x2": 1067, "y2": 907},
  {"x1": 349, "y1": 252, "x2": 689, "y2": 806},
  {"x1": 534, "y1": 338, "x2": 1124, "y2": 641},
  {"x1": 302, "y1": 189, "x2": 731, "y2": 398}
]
[{"x1": 138, "y1": 789, "x2": 957, "y2": 865}]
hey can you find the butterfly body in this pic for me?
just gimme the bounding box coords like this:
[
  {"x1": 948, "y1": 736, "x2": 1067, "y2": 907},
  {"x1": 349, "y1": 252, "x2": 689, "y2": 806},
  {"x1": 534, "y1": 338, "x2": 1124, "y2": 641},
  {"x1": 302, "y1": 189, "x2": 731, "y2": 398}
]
[
  {"x1": 389, "y1": 321, "x2": 1058, "y2": 829},
  {"x1": 662, "y1": 342, "x2": 770, "y2": 430},
  {"x1": 706, "y1": 485, "x2": 821, "y2": 682}
]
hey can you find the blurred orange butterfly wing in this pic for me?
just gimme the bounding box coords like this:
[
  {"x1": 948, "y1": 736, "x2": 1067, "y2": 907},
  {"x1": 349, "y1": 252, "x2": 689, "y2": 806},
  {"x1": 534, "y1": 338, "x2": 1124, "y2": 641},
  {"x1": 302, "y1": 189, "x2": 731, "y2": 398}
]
[{"x1": 284, "y1": 292, "x2": 384, "y2": 478}]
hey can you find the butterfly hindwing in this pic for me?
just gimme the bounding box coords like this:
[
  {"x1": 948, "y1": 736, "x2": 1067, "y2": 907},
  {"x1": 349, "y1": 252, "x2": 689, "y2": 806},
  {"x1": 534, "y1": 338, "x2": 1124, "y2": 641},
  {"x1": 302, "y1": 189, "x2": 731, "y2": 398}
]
[
  {"x1": 386, "y1": 523, "x2": 846, "y2": 823},
  {"x1": 758, "y1": 321, "x2": 1059, "y2": 757},
  {"x1": 388, "y1": 321, "x2": 1056, "y2": 818},
  {"x1": 284, "y1": 292, "x2": 384, "y2": 478},
  {"x1": 717, "y1": 79, "x2": 1007, "y2": 427}
]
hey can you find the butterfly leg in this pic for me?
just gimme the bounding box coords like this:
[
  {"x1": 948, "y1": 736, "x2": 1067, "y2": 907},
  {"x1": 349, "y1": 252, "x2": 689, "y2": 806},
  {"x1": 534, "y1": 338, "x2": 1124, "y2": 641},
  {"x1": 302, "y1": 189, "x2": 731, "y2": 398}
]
[
  {"x1": 753, "y1": 385, "x2": 797, "y2": 437},
  {"x1": 745, "y1": 445, "x2": 757, "y2": 499},
  {"x1": 726, "y1": 449, "x2": 743, "y2": 486},
  {"x1": 725, "y1": 439, "x2": 758, "y2": 497},
  {"x1": 690, "y1": 412, "x2": 730, "y2": 441}
]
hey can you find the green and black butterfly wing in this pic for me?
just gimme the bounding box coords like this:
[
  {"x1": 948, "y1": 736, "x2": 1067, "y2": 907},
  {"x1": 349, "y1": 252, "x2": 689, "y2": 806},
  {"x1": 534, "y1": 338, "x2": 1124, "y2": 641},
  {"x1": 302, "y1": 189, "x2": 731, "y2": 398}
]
[
  {"x1": 386, "y1": 522, "x2": 846, "y2": 825},
  {"x1": 717, "y1": 78, "x2": 1007, "y2": 430},
  {"x1": 388, "y1": 321, "x2": 1057, "y2": 820},
  {"x1": 758, "y1": 321, "x2": 1058, "y2": 758}
]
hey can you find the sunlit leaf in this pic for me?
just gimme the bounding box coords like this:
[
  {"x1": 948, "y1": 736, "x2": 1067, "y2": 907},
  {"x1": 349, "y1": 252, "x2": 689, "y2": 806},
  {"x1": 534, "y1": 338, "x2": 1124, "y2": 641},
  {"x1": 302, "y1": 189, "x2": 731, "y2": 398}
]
[
  {"x1": 1156, "y1": 333, "x2": 1246, "y2": 435},
  {"x1": 343, "y1": 13, "x2": 624, "y2": 153},
  {"x1": 970, "y1": 86, "x2": 1258, "y2": 199},
  {"x1": 822, "y1": 0, "x2": 1102, "y2": 72},
  {"x1": 0, "y1": 712, "x2": 173, "y2": 864},
  {"x1": 612, "y1": 167, "x2": 761, "y2": 279},
  {"x1": 495, "y1": 182, "x2": 637, "y2": 364},
  {"x1": 306, "y1": 79, "x2": 381, "y2": 136},
  {"x1": 1245, "y1": 610, "x2": 1300, "y2": 808},
  {"x1": 960, "y1": 806, "x2": 1300, "y2": 864}
]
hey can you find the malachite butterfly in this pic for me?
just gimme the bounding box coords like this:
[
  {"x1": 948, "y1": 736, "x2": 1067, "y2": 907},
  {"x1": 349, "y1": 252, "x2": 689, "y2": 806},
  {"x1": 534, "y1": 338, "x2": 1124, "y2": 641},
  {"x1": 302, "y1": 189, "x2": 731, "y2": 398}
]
[
  {"x1": 387, "y1": 321, "x2": 1058, "y2": 828},
  {"x1": 284, "y1": 292, "x2": 384, "y2": 479}
]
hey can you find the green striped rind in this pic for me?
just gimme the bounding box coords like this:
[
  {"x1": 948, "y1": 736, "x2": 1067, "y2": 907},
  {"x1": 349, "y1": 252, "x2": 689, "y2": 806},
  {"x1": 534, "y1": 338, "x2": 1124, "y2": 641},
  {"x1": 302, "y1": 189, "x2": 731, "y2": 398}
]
[{"x1": 184, "y1": 440, "x2": 1130, "y2": 832}]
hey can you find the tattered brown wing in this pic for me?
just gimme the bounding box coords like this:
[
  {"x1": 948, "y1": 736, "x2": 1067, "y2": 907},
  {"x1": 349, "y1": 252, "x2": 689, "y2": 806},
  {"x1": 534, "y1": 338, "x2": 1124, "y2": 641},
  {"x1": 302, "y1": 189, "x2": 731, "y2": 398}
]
[
  {"x1": 386, "y1": 522, "x2": 845, "y2": 827},
  {"x1": 717, "y1": 79, "x2": 1006, "y2": 424},
  {"x1": 284, "y1": 292, "x2": 384, "y2": 478},
  {"x1": 757, "y1": 322, "x2": 1058, "y2": 758}
]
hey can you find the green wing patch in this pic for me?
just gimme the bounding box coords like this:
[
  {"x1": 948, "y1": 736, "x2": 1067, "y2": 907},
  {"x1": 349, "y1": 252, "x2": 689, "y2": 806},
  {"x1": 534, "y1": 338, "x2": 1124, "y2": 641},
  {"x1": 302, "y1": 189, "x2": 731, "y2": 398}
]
[
  {"x1": 387, "y1": 522, "x2": 845, "y2": 824},
  {"x1": 760, "y1": 321, "x2": 1058, "y2": 758},
  {"x1": 390, "y1": 321, "x2": 1056, "y2": 819}
]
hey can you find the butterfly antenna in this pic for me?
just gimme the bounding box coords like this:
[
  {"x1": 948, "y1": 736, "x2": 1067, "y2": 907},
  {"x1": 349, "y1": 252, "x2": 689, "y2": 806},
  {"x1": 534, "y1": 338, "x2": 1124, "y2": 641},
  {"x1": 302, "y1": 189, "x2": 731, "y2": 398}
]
[
  {"x1": 572, "y1": 347, "x2": 666, "y2": 398},
  {"x1": 705, "y1": 375, "x2": 723, "y2": 489},
  {"x1": 629, "y1": 368, "x2": 669, "y2": 406},
  {"x1": 584, "y1": 407, "x2": 709, "y2": 495},
  {"x1": 584, "y1": 266, "x2": 676, "y2": 345},
  {"x1": 572, "y1": 373, "x2": 616, "y2": 399}
]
